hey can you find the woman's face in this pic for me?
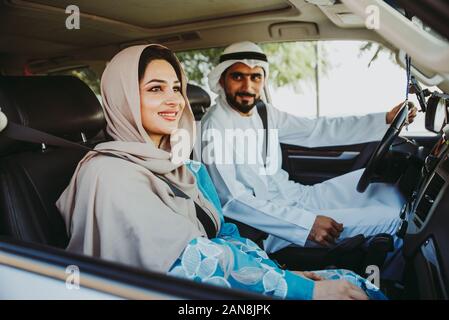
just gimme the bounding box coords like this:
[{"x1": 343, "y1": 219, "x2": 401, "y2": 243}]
[{"x1": 139, "y1": 59, "x2": 185, "y2": 146}]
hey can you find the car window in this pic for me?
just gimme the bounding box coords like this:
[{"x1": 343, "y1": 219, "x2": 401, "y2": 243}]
[
  {"x1": 178, "y1": 41, "x2": 434, "y2": 135},
  {"x1": 267, "y1": 40, "x2": 433, "y2": 136}
]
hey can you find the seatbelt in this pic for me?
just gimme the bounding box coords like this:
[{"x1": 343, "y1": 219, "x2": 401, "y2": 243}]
[
  {"x1": 256, "y1": 100, "x2": 268, "y2": 168},
  {"x1": 155, "y1": 174, "x2": 217, "y2": 239},
  {"x1": 0, "y1": 118, "x2": 217, "y2": 239},
  {"x1": 4, "y1": 121, "x2": 93, "y2": 153}
]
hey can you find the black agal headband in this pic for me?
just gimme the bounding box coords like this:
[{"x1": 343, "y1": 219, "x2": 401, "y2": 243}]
[{"x1": 219, "y1": 51, "x2": 268, "y2": 63}]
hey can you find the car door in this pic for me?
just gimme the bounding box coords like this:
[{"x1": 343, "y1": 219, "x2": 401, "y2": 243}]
[
  {"x1": 280, "y1": 141, "x2": 378, "y2": 185},
  {"x1": 0, "y1": 237, "x2": 263, "y2": 300}
]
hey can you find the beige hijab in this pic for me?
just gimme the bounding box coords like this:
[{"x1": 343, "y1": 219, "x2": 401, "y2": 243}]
[{"x1": 56, "y1": 44, "x2": 221, "y2": 272}]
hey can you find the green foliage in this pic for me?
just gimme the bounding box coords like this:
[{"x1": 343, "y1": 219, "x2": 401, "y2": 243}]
[
  {"x1": 176, "y1": 42, "x2": 328, "y2": 92},
  {"x1": 176, "y1": 48, "x2": 223, "y2": 87},
  {"x1": 359, "y1": 42, "x2": 395, "y2": 67},
  {"x1": 260, "y1": 42, "x2": 325, "y2": 92}
]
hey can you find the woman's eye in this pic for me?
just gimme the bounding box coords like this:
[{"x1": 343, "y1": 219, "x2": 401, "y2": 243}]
[
  {"x1": 173, "y1": 86, "x2": 181, "y2": 92},
  {"x1": 149, "y1": 86, "x2": 161, "y2": 92}
]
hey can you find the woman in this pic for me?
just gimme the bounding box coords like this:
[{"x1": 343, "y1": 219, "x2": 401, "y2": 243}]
[{"x1": 56, "y1": 44, "x2": 384, "y2": 300}]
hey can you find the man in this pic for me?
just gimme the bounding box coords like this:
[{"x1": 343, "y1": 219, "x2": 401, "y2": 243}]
[{"x1": 201, "y1": 41, "x2": 417, "y2": 254}]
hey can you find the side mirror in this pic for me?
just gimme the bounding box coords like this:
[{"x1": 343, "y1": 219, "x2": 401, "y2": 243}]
[{"x1": 425, "y1": 95, "x2": 448, "y2": 133}]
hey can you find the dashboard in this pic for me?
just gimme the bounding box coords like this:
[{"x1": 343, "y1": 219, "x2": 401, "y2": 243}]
[{"x1": 400, "y1": 133, "x2": 449, "y2": 299}]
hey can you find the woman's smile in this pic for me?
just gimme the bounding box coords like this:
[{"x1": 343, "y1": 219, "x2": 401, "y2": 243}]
[{"x1": 158, "y1": 110, "x2": 179, "y2": 121}]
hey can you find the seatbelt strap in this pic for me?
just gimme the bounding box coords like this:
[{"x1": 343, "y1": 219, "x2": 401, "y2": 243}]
[
  {"x1": 1, "y1": 119, "x2": 217, "y2": 239},
  {"x1": 4, "y1": 121, "x2": 93, "y2": 152},
  {"x1": 256, "y1": 100, "x2": 268, "y2": 168},
  {"x1": 156, "y1": 174, "x2": 217, "y2": 238}
]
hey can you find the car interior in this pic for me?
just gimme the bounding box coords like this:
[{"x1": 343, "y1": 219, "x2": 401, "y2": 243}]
[{"x1": 0, "y1": 0, "x2": 448, "y2": 299}]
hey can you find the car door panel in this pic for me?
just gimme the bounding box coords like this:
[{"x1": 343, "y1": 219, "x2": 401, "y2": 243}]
[
  {"x1": 281, "y1": 134, "x2": 440, "y2": 186},
  {"x1": 281, "y1": 142, "x2": 378, "y2": 185}
]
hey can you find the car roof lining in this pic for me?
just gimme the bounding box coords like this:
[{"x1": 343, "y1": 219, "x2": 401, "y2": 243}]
[
  {"x1": 1, "y1": 0, "x2": 448, "y2": 91},
  {"x1": 0, "y1": 0, "x2": 386, "y2": 58}
]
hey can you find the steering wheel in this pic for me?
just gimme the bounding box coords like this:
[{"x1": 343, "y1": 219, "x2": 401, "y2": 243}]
[{"x1": 357, "y1": 102, "x2": 409, "y2": 193}]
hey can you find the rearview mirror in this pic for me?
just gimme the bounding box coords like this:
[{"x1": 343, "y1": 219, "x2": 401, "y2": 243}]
[{"x1": 425, "y1": 94, "x2": 448, "y2": 133}]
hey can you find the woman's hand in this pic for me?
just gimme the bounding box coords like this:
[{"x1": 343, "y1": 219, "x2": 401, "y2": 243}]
[
  {"x1": 293, "y1": 270, "x2": 324, "y2": 281},
  {"x1": 313, "y1": 280, "x2": 368, "y2": 300}
]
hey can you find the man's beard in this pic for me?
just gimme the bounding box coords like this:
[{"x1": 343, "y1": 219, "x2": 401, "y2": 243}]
[{"x1": 225, "y1": 91, "x2": 261, "y2": 114}]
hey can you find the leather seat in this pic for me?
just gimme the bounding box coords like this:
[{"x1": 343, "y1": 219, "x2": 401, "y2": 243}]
[
  {"x1": 0, "y1": 76, "x2": 213, "y2": 248},
  {"x1": 0, "y1": 76, "x2": 106, "y2": 248},
  {"x1": 186, "y1": 83, "x2": 211, "y2": 160},
  {"x1": 187, "y1": 83, "x2": 211, "y2": 121}
]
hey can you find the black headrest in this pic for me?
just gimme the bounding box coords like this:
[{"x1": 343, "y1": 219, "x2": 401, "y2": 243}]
[
  {"x1": 0, "y1": 78, "x2": 209, "y2": 154},
  {"x1": 187, "y1": 83, "x2": 211, "y2": 121},
  {"x1": 0, "y1": 76, "x2": 106, "y2": 154}
]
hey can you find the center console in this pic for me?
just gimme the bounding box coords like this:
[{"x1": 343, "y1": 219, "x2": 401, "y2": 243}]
[{"x1": 398, "y1": 135, "x2": 449, "y2": 299}]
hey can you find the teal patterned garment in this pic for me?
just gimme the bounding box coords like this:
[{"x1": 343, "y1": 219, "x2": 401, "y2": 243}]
[{"x1": 168, "y1": 160, "x2": 387, "y2": 300}]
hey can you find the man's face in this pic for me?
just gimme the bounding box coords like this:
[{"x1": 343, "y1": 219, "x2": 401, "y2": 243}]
[{"x1": 220, "y1": 62, "x2": 265, "y2": 114}]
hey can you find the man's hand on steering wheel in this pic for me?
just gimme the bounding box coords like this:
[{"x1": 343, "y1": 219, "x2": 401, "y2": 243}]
[
  {"x1": 386, "y1": 101, "x2": 418, "y2": 124},
  {"x1": 357, "y1": 100, "x2": 412, "y2": 193}
]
